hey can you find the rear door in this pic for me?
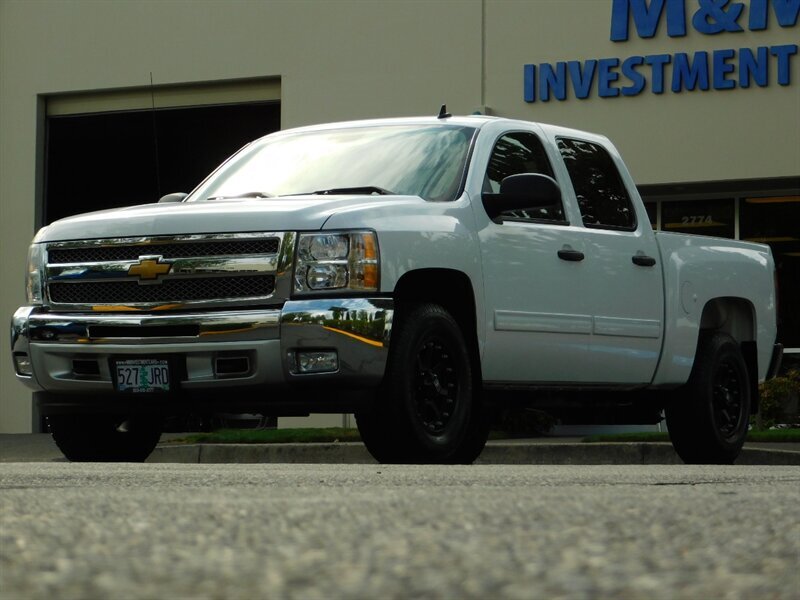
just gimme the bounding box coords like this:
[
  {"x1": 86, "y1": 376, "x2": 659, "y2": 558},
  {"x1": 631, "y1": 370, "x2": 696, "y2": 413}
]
[{"x1": 553, "y1": 135, "x2": 664, "y2": 384}]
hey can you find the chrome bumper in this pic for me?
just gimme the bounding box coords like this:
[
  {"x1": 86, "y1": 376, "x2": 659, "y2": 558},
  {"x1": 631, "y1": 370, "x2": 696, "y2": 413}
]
[{"x1": 11, "y1": 298, "x2": 393, "y2": 395}]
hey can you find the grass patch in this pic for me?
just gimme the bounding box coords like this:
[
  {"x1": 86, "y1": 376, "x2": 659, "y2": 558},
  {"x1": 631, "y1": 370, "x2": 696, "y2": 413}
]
[
  {"x1": 582, "y1": 429, "x2": 800, "y2": 443},
  {"x1": 172, "y1": 427, "x2": 361, "y2": 445},
  {"x1": 168, "y1": 427, "x2": 799, "y2": 445}
]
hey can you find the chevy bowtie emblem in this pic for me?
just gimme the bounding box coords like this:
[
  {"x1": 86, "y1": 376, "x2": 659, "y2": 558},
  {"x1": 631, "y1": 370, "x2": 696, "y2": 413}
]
[{"x1": 128, "y1": 256, "x2": 172, "y2": 282}]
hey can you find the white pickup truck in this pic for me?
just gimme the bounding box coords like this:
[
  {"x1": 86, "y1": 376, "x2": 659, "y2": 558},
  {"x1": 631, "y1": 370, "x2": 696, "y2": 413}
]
[{"x1": 11, "y1": 113, "x2": 783, "y2": 464}]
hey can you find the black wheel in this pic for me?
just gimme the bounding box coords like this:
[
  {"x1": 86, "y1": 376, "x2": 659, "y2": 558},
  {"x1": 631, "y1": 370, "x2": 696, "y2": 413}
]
[
  {"x1": 48, "y1": 414, "x2": 163, "y2": 462},
  {"x1": 665, "y1": 332, "x2": 751, "y2": 464},
  {"x1": 356, "y1": 303, "x2": 489, "y2": 464}
]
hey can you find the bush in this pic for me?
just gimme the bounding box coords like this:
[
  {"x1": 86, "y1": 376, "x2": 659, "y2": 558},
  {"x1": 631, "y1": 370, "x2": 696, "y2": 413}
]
[{"x1": 755, "y1": 368, "x2": 800, "y2": 429}]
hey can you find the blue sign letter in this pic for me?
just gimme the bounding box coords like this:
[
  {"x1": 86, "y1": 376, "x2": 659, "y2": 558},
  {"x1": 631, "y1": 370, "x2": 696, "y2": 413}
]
[
  {"x1": 610, "y1": 0, "x2": 687, "y2": 41},
  {"x1": 645, "y1": 53, "x2": 672, "y2": 93},
  {"x1": 568, "y1": 60, "x2": 598, "y2": 99},
  {"x1": 749, "y1": 0, "x2": 800, "y2": 30},
  {"x1": 524, "y1": 64, "x2": 536, "y2": 102},
  {"x1": 598, "y1": 58, "x2": 622, "y2": 97},
  {"x1": 713, "y1": 49, "x2": 737, "y2": 89},
  {"x1": 540, "y1": 62, "x2": 568, "y2": 101},
  {"x1": 771, "y1": 44, "x2": 798, "y2": 85},
  {"x1": 621, "y1": 56, "x2": 647, "y2": 95},
  {"x1": 739, "y1": 47, "x2": 769, "y2": 87},
  {"x1": 692, "y1": 0, "x2": 745, "y2": 34},
  {"x1": 672, "y1": 52, "x2": 711, "y2": 91}
]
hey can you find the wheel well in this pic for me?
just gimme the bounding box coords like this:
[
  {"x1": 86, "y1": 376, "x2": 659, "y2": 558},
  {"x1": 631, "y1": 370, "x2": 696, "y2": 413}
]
[
  {"x1": 393, "y1": 268, "x2": 481, "y2": 381},
  {"x1": 699, "y1": 297, "x2": 759, "y2": 413},
  {"x1": 699, "y1": 297, "x2": 755, "y2": 343}
]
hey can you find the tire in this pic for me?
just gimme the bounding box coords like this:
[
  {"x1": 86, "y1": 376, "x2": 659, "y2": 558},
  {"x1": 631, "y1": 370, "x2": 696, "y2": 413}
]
[
  {"x1": 48, "y1": 414, "x2": 163, "y2": 462},
  {"x1": 665, "y1": 332, "x2": 751, "y2": 464},
  {"x1": 356, "y1": 303, "x2": 489, "y2": 464}
]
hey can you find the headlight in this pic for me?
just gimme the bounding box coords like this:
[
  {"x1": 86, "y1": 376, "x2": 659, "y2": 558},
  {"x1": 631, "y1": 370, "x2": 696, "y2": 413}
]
[
  {"x1": 26, "y1": 243, "x2": 45, "y2": 304},
  {"x1": 294, "y1": 231, "x2": 379, "y2": 294}
]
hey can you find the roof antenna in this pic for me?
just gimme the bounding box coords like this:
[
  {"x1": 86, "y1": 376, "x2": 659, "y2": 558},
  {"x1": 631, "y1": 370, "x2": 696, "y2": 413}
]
[{"x1": 437, "y1": 104, "x2": 452, "y2": 119}]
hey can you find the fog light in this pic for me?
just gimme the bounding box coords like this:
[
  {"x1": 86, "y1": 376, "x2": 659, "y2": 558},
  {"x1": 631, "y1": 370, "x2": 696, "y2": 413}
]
[
  {"x1": 14, "y1": 353, "x2": 33, "y2": 376},
  {"x1": 296, "y1": 351, "x2": 338, "y2": 374}
]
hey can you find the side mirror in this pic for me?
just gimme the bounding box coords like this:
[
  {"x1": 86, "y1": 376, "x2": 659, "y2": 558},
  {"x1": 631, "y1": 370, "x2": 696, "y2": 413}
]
[
  {"x1": 481, "y1": 174, "x2": 561, "y2": 220},
  {"x1": 158, "y1": 192, "x2": 188, "y2": 204}
]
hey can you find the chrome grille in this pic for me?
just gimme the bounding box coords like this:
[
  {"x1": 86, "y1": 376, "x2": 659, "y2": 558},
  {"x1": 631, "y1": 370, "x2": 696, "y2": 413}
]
[
  {"x1": 49, "y1": 276, "x2": 276, "y2": 304},
  {"x1": 44, "y1": 232, "x2": 292, "y2": 310},
  {"x1": 48, "y1": 238, "x2": 280, "y2": 263}
]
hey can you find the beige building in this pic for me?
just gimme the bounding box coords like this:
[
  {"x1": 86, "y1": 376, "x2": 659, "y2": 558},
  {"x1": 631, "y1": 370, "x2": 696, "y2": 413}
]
[{"x1": 1, "y1": 0, "x2": 798, "y2": 432}]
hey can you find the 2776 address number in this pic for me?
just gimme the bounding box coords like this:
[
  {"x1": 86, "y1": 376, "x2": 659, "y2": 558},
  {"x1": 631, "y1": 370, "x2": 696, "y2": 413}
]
[{"x1": 114, "y1": 359, "x2": 170, "y2": 393}]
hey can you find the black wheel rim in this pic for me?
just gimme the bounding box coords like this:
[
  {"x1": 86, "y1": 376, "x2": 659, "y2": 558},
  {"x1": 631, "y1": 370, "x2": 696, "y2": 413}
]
[
  {"x1": 413, "y1": 336, "x2": 459, "y2": 436},
  {"x1": 712, "y1": 357, "x2": 744, "y2": 439}
]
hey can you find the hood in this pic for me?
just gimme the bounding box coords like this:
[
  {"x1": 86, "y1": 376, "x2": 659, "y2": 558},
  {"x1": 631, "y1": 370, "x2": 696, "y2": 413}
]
[{"x1": 35, "y1": 195, "x2": 426, "y2": 243}]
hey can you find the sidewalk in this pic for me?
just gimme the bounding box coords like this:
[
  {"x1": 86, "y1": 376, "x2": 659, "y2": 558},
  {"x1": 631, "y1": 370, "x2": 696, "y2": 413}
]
[{"x1": 2, "y1": 434, "x2": 799, "y2": 465}]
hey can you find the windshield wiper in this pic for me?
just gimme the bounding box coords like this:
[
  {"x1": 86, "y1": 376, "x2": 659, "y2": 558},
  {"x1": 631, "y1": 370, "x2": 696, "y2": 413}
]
[
  {"x1": 206, "y1": 191, "x2": 274, "y2": 201},
  {"x1": 288, "y1": 186, "x2": 396, "y2": 196}
]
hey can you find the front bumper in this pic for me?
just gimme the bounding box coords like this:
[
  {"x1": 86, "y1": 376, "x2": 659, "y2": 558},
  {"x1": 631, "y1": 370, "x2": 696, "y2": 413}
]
[{"x1": 11, "y1": 298, "x2": 393, "y2": 409}]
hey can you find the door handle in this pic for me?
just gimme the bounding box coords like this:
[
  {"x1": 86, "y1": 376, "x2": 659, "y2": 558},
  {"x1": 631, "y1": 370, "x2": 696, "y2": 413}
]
[
  {"x1": 632, "y1": 255, "x2": 656, "y2": 267},
  {"x1": 558, "y1": 249, "x2": 585, "y2": 262}
]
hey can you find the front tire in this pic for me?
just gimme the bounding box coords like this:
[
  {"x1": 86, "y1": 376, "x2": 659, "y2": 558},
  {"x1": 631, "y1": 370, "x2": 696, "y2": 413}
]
[
  {"x1": 665, "y1": 332, "x2": 751, "y2": 464},
  {"x1": 356, "y1": 303, "x2": 489, "y2": 464},
  {"x1": 48, "y1": 414, "x2": 163, "y2": 462}
]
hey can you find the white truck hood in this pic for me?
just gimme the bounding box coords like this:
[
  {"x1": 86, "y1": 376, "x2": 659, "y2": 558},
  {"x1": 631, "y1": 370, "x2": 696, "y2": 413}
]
[{"x1": 35, "y1": 195, "x2": 425, "y2": 242}]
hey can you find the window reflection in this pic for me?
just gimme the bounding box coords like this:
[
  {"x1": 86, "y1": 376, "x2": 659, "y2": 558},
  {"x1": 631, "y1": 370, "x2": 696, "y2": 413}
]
[{"x1": 188, "y1": 125, "x2": 476, "y2": 203}]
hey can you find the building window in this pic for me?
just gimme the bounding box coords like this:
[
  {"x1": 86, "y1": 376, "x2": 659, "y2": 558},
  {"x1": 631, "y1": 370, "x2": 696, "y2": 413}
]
[
  {"x1": 661, "y1": 199, "x2": 735, "y2": 238},
  {"x1": 740, "y1": 196, "x2": 800, "y2": 348},
  {"x1": 644, "y1": 201, "x2": 657, "y2": 230}
]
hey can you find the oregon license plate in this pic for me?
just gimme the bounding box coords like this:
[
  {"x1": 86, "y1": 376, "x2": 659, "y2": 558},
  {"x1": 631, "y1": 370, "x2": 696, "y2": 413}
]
[{"x1": 114, "y1": 359, "x2": 170, "y2": 393}]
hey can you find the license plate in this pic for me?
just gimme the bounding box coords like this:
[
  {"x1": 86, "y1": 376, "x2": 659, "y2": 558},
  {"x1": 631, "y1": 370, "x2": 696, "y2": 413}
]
[{"x1": 114, "y1": 359, "x2": 170, "y2": 393}]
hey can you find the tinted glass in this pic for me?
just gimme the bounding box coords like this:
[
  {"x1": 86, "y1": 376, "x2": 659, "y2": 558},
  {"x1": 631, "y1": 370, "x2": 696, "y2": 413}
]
[
  {"x1": 557, "y1": 138, "x2": 636, "y2": 230},
  {"x1": 188, "y1": 124, "x2": 476, "y2": 203},
  {"x1": 484, "y1": 132, "x2": 565, "y2": 223}
]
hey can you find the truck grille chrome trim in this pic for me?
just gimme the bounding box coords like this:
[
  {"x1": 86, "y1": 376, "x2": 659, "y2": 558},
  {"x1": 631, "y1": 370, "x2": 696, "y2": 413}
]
[
  {"x1": 48, "y1": 238, "x2": 280, "y2": 263},
  {"x1": 43, "y1": 232, "x2": 293, "y2": 311}
]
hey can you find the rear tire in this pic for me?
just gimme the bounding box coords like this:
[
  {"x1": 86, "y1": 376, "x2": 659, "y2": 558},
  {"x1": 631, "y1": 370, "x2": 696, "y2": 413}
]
[
  {"x1": 665, "y1": 332, "x2": 751, "y2": 464},
  {"x1": 356, "y1": 303, "x2": 489, "y2": 464},
  {"x1": 48, "y1": 414, "x2": 163, "y2": 462}
]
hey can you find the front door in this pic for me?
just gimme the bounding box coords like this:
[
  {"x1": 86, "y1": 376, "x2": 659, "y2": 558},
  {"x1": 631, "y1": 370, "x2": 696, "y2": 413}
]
[{"x1": 476, "y1": 126, "x2": 595, "y2": 383}]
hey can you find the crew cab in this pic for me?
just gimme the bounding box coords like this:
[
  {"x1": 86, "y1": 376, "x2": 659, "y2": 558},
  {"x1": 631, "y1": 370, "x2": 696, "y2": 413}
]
[{"x1": 11, "y1": 113, "x2": 782, "y2": 464}]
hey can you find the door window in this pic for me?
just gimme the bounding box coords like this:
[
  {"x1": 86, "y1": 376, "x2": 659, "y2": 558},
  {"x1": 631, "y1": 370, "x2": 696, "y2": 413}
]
[
  {"x1": 483, "y1": 132, "x2": 566, "y2": 224},
  {"x1": 557, "y1": 138, "x2": 636, "y2": 230}
]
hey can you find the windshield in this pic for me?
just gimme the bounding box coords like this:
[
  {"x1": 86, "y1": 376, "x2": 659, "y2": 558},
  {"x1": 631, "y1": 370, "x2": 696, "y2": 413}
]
[{"x1": 187, "y1": 124, "x2": 477, "y2": 203}]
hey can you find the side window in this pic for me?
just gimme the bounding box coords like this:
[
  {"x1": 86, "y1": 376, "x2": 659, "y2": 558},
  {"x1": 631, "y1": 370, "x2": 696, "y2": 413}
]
[
  {"x1": 557, "y1": 138, "x2": 636, "y2": 230},
  {"x1": 484, "y1": 132, "x2": 566, "y2": 224}
]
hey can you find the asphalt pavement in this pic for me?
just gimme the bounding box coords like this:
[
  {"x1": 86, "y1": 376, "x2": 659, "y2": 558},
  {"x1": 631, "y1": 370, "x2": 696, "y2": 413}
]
[{"x1": 1, "y1": 463, "x2": 798, "y2": 599}]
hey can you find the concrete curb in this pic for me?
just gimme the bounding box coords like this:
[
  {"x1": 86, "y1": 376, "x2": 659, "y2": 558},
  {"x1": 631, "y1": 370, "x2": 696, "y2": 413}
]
[{"x1": 148, "y1": 442, "x2": 800, "y2": 465}]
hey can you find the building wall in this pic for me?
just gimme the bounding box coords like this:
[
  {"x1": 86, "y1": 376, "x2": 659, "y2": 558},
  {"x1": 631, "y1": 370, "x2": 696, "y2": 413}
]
[
  {"x1": 482, "y1": 0, "x2": 799, "y2": 183},
  {"x1": 1, "y1": 0, "x2": 797, "y2": 432}
]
